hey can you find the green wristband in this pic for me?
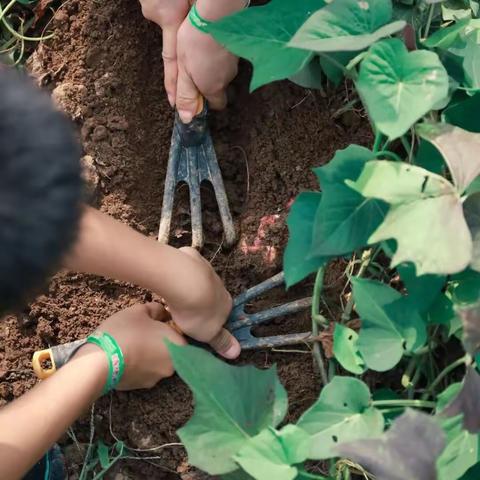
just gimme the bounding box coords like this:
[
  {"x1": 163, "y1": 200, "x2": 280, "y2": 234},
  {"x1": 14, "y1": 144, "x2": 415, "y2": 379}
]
[
  {"x1": 87, "y1": 331, "x2": 125, "y2": 394},
  {"x1": 188, "y1": 3, "x2": 211, "y2": 33},
  {"x1": 188, "y1": 1, "x2": 250, "y2": 33}
]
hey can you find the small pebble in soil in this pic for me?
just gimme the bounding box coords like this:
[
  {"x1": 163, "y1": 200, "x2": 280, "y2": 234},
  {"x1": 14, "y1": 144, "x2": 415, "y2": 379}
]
[{"x1": 92, "y1": 125, "x2": 108, "y2": 142}]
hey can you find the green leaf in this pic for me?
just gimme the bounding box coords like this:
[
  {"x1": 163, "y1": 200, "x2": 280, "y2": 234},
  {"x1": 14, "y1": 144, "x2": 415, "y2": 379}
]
[
  {"x1": 289, "y1": 0, "x2": 405, "y2": 53},
  {"x1": 437, "y1": 382, "x2": 463, "y2": 412},
  {"x1": 234, "y1": 426, "x2": 310, "y2": 480},
  {"x1": 460, "y1": 462, "x2": 480, "y2": 479},
  {"x1": 349, "y1": 160, "x2": 472, "y2": 275},
  {"x1": 333, "y1": 323, "x2": 366, "y2": 375},
  {"x1": 450, "y1": 269, "x2": 480, "y2": 305},
  {"x1": 414, "y1": 138, "x2": 446, "y2": 175},
  {"x1": 444, "y1": 93, "x2": 480, "y2": 133},
  {"x1": 284, "y1": 192, "x2": 328, "y2": 288},
  {"x1": 352, "y1": 277, "x2": 427, "y2": 371},
  {"x1": 464, "y1": 32, "x2": 480, "y2": 90},
  {"x1": 207, "y1": 0, "x2": 324, "y2": 91},
  {"x1": 167, "y1": 343, "x2": 288, "y2": 475},
  {"x1": 310, "y1": 145, "x2": 388, "y2": 257},
  {"x1": 320, "y1": 52, "x2": 356, "y2": 85},
  {"x1": 297, "y1": 377, "x2": 384, "y2": 459},
  {"x1": 464, "y1": 193, "x2": 480, "y2": 271},
  {"x1": 427, "y1": 293, "x2": 462, "y2": 336},
  {"x1": 346, "y1": 160, "x2": 452, "y2": 203},
  {"x1": 397, "y1": 263, "x2": 446, "y2": 312},
  {"x1": 338, "y1": 410, "x2": 446, "y2": 480},
  {"x1": 437, "y1": 415, "x2": 480, "y2": 480},
  {"x1": 289, "y1": 56, "x2": 323, "y2": 89},
  {"x1": 357, "y1": 39, "x2": 449, "y2": 139},
  {"x1": 424, "y1": 19, "x2": 472, "y2": 49},
  {"x1": 417, "y1": 123, "x2": 480, "y2": 193}
]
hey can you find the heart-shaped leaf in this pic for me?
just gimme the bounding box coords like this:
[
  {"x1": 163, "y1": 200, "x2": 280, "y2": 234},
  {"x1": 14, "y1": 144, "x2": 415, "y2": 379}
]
[
  {"x1": 442, "y1": 366, "x2": 480, "y2": 434},
  {"x1": 167, "y1": 343, "x2": 288, "y2": 475},
  {"x1": 348, "y1": 160, "x2": 473, "y2": 275},
  {"x1": 463, "y1": 31, "x2": 480, "y2": 90},
  {"x1": 206, "y1": 0, "x2": 324, "y2": 91},
  {"x1": 352, "y1": 277, "x2": 426, "y2": 371},
  {"x1": 417, "y1": 123, "x2": 480, "y2": 193},
  {"x1": 443, "y1": 93, "x2": 480, "y2": 133},
  {"x1": 333, "y1": 323, "x2": 366, "y2": 375},
  {"x1": 233, "y1": 426, "x2": 311, "y2": 480},
  {"x1": 284, "y1": 192, "x2": 328, "y2": 288},
  {"x1": 397, "y1": 262, "x2": 446, "y2": 312},
  {"x1": 310, "y1": 145, "x2": 388, "y2": 257},
  {"x1": 424, "y1": 19, "x2": 472, "y2": 49},
  {"x1": 357, "y1": 39, "x2": 449, "y2": 139},
  {"x1": 337, "y1": 409, "x2": 446, "y2": 480},
  {"x1": 289, "y1": 0, "x2": 405, "y2": 53},
  {"x1": 464, "y1": 193, "x2": 480, "y2": 271},
  {"x1": 297, "y1": 377, "x2": 384, "y2": 460}
]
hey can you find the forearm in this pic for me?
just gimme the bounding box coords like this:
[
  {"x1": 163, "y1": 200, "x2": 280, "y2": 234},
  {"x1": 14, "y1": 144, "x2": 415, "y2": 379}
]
[
  {"x1": 0, "y1": 345, "x2": 107, "y2": 479},
  {"x1": 196, "y1": 0, "x2": 247, "y2": 20},
  {"x1": 64, "y1": 207, "x2": 208, "y2": 308}
]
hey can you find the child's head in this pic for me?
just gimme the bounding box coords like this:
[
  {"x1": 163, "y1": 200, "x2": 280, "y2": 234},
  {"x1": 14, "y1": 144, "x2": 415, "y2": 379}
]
[{"x1": 0, "y1": 70, "x2": 83, "y2": 314}]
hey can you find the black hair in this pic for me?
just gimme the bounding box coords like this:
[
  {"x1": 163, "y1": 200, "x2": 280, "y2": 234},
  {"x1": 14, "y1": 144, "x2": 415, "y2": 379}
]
[{"x1": 0, "y1": 69, "x2": 83, "y2": 314}]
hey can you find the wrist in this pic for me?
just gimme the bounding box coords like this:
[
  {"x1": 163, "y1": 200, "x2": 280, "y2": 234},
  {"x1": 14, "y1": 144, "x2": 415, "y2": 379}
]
[
  {"x1": 72, "y1": 344, "x2": 109, "y2": 395},
  {"x1": 195, "y1": 0, "x2": 247, "y2": 21}
]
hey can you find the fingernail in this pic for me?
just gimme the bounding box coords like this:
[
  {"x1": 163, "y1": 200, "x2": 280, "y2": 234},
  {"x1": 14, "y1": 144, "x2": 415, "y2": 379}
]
[
  {"x1": 222, "y1": 342, "x2": 241, "y2": 360},
  {"x1": 178, "y1": 110, "x2": 194, "y2": 123}
]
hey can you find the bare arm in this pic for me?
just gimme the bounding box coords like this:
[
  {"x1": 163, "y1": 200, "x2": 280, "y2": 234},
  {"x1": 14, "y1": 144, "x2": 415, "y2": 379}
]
[
  {"x1": 0, "y1": 345, "x2": 107, "y2": 479},
  {"x1": 64, "y1": 207, "x2": 240, "y2": 359}
]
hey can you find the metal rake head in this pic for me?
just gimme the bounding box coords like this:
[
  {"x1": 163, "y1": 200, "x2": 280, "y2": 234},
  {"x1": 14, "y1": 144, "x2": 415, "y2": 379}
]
[
  {"x1": 226, "y1": 272, "x2": 313, "y2": 349},
  {"x1": 158, "y1": 104, "x2": 237, "y2": 248}
]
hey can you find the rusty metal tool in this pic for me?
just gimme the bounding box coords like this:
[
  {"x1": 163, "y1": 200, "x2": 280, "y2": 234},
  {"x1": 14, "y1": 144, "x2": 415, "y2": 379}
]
[
  {"x1": 158, "y1": 101, "x2": 236, "y2": 248},
  {"x1": 32, "y1": 272, "x2": 312, "y2": 379}
]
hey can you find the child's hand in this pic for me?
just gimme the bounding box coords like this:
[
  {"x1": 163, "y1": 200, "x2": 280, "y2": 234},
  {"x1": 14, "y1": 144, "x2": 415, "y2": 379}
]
[
  {"x1": 166, "y1": 247, "x2": 241, "y2": 359},
  {"x1": 96, "y1": 303, "x2": 186, "y2": 390}
]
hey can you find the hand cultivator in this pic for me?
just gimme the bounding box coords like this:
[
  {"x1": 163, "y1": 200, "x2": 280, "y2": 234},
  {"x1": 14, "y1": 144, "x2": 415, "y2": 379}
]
[
  {"x1": 157, "y1": 101, "x2": 237, "y2": 249},
  {"x1": 32, "y1": 272, "x2": 312, "y2": 379}
]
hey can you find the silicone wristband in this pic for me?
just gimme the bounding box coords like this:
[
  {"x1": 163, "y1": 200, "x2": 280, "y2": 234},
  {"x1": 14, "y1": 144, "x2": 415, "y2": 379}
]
[
  {"x1": 188, "y1": 1, "x2": 250, "y2": 33},
  {"x1": 86, "y1": 331, "x2": 125, "y2": 394}
]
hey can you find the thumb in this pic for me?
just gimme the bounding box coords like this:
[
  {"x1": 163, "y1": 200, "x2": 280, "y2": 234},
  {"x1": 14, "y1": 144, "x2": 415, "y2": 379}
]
[
  {"x1": 176, "y1": 63, "x2": 201, "y2": 124},
  {"x1": 209, "y1": 328, "x2": 241, "y2": 359}
]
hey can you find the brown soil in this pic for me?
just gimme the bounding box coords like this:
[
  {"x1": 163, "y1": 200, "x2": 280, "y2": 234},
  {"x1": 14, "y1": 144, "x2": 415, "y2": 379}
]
[{"x1": 1, "y1": 0, "x2": 371, "y2": 477}]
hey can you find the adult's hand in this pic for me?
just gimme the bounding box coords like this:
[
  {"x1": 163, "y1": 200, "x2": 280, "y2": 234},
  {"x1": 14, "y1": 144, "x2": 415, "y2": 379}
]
[{"x1": 139, "y1": 0, "x2": 191, "y2": 107}]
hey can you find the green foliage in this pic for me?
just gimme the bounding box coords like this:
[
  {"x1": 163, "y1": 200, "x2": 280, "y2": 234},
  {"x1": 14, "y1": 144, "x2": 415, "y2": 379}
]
[
  {"x1": 284, "y1": 192, "x2": 328, "y2": 287},
  {"x1": 348, "y1": 160, "x2": 472, "y2": 275},
  {"x1": 173, "y1": 3, "x2": 480, "y2": 479},
  {"x1": 297, "y1": 377, "x2": 384, "y2": 459},
  {"x1": 352, "y1": 277, "x2": 426, "y2": 371},
  {"x1": 167, "y1": 343, "x2": 287, "y2": 475},
  {"x1": 357, "y1": 39, "x2": 449, "y2": 139},
  {"x1": 333, "y1": 323, "x2": 366, "y2": 374},
  {"x1": 289, "y1": 0, "x2": 405, "y2": 53},
  {"x1": 205, "y1": 0, "x2": 325, "y2": 91}
]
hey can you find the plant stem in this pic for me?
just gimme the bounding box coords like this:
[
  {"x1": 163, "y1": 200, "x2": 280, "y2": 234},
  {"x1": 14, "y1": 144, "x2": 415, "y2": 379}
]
[
  {"x1": 422, "y1": 355, "x2": 467, "y2": 400},
  {"x1": 423, "y1": 3, "x2": 436, "y2": 40},
  {"x1": 372, "y1": 399, "x2": 436, "y2": 409},
  {"x1": 342, "y1": 249, "x2": 372, "y2": 322},
  {"x1": 400, "y1": 135, "x2": 412, "y2": 156},
  {"x1": 372, "y1": 131, "x2": 383, "y2": 154},
  {"x1": 374, "y1": 150, "x2": 402, "y2": 162},
  {"x1": 319, "y1": 53, "x2": 355, "y2": 80},
  {"x1": 311, "y1": 267, "x2": 328, "y2": 386}
]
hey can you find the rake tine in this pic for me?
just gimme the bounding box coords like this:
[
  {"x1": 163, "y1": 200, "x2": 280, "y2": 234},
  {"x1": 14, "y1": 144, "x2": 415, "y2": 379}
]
[
  {"x1": 203, "y1": 138, "x2": 236, "y2": 247},
  {"x1": 187, "y1": 147, "x2": 204, "y2": 249},
  {"x1": 233, "y1": 271, "x2": 286, "y2": 307},
  {"x1": 237, "y1": 332, "x2": 314, "y2": 350},
  {"x1": 229, "y1": 297, "x2": 312, "y2": 331},
  {"x1": 158, "y1": 129, "x2": 182, "y2": 244}
]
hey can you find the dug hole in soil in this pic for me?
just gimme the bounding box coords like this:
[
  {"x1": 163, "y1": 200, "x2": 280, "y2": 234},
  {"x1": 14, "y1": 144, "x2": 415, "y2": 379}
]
[{"x1": 1, "y1": 0, "x2": 372, "y2": 477}]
